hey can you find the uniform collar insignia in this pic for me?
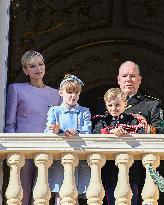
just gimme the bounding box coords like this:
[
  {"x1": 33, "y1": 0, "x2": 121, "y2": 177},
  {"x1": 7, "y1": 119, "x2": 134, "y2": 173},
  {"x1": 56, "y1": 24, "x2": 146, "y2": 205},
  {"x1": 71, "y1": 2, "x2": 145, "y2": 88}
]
[
  {"x1": 127, "y1": 92, "x2": 142, "y2": 105},
  {"x1": 125, "y1": 104, "x2": 133, "y2": 110}
]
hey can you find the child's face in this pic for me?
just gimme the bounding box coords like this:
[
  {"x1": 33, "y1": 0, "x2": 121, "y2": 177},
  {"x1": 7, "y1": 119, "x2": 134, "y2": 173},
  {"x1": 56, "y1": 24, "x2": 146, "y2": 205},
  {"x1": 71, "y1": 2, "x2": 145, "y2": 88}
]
[
  {"x1": 59, "y1": 89, "x2": 80, "y2": 107},
  {"x1": 23, "y1": 56, "x2": 45, "y2": 80},
  {"x1": 105, "y1": 97, "x2": 127, "y2": 117}
]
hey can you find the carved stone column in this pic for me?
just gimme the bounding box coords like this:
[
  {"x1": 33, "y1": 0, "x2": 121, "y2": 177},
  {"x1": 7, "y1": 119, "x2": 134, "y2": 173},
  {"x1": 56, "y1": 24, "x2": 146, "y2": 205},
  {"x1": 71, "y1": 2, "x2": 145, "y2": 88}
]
[
  {"x1": 59, "y1": 153, "x2": 79, "y2": 205},
  {"x1": 6, "y1": 153, "x2": 25, "y2": 205},
  {"x1": 33, "y1": 153, "x2": 53, "y2": 205},
  {"x1": 86, "y1": 153, "x2": 106, "y2": 205},
  {"x1": 142, "y1": 154, "x2": 160, "y2": 205},
  {"x1": 114, "y1": 153, "x2": 134, "y2": 205}
]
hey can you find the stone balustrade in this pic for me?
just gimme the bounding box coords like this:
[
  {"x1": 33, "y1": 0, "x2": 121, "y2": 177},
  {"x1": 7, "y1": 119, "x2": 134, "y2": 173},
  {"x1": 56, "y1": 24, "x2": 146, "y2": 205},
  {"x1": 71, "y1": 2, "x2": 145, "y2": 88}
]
[{"x1": 0, "y1": 133, "x2": 163, "y2": 205}]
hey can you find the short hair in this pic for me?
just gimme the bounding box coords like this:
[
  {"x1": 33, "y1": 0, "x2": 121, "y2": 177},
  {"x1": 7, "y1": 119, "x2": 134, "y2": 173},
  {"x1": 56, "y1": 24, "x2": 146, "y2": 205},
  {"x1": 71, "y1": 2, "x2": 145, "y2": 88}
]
[
  {"x1": 60, "y1": 74, "x2": 83, "y2": 93},
  {"x1": 21, "y1": 50, "x2": 44, "y2": 67},
  {"x1": 119, "y1": 61, "x2": 141, "y2": 75},
  {"x1": 104, "y1": 88, "x2": 127, "y2": 103}
]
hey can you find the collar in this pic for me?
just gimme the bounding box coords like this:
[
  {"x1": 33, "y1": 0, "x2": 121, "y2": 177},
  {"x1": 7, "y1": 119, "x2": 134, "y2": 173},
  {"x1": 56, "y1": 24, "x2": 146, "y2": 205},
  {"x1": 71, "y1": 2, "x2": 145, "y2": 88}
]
[
  {"x1": 127, "y1": 92, "x2": 142, "y2": 105},
  {"x1": 128, "y1": 92, "x2": 137, "y2": 99},
  {"x1": 60, "y1": 103, "x2": 80, "y2": 113},
  {"x1": 112, "y1": 113, "x2": 124, "y2": 121}
]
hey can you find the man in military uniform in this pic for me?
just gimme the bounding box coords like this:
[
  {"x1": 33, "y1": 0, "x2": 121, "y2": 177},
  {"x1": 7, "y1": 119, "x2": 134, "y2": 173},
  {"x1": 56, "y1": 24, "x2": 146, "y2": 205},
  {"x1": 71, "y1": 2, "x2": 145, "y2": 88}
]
[
  {"x1": 97, "y1": 61, "x2": 163, "y2": 132},
  {"x1": 117, "y1": 61, "x2": 163, "y2": 134},
  {"x1": 118, "y1": 61, "x2": 164, "y2": 204},
  {"x1": 99, "y1": 61, "x2": 164, "y2": 205}
]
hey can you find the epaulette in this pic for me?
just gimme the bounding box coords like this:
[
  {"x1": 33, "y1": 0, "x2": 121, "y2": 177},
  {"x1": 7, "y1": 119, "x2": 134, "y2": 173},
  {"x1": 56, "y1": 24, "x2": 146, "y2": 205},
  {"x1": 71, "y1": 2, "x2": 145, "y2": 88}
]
[{"x1": 144, "y1": 94, "x2": 160, "y2": 101}]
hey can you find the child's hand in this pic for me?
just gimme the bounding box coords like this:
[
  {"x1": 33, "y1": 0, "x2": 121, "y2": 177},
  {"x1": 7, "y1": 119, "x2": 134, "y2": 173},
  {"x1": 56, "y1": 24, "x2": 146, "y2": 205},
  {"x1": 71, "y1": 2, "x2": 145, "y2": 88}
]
[
  {"x1": 64, "y1": 129, "x2": 78, "y2": 138},
  {"x1": 49, "y1": 123, "x2": 60, "y2": 134},
  {"x1": 110, "y1": 127, "x2": 127, "y2": 136}
]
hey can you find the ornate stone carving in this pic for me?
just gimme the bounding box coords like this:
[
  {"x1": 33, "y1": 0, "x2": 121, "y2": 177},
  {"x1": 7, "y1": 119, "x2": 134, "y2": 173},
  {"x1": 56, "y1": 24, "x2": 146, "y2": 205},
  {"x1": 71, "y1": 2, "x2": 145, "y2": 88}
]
[
  {"x1": 7, "y1": 0, "x2": 164, "y2": 120},
  {"x1": 124, "y1": 0, "x2": 164, "y2": 36}
]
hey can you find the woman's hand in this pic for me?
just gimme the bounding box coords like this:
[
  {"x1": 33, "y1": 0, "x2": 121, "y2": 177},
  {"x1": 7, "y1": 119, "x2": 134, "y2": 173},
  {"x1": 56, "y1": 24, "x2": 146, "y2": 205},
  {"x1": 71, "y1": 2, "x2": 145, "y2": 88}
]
[
  {"x1": 110, "y1": 127, "x2": 127, "y2": 136},
  {"x1": 49, "y1": 123, "x2": 60, "y2": 134}
]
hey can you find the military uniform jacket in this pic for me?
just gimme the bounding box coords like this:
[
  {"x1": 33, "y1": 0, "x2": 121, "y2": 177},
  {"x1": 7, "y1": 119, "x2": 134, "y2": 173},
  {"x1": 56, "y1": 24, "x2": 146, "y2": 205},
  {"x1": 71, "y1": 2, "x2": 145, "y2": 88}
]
[
  {"x1": 92, "y1": 112, "x2": 145, "y2": 134},
  {"x1": 124, "y1": 93, "x2": 163, "y2": 133},
  {"x1": 96, "y1": 92, "x2": 163, "y2": 133}
]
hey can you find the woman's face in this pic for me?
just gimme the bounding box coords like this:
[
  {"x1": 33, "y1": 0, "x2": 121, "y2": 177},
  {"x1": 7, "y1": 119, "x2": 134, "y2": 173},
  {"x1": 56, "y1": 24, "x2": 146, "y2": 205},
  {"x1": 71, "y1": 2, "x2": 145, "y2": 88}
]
[{"x1": 23, "y1": 56, "x2": 45, "y2": 80}]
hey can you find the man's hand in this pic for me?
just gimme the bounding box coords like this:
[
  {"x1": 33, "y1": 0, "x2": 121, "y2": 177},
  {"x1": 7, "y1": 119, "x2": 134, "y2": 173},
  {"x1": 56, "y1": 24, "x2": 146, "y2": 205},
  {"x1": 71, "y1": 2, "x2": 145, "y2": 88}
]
[{"x1": 132, "y1": 113, "x2": 148, "y2": 132}]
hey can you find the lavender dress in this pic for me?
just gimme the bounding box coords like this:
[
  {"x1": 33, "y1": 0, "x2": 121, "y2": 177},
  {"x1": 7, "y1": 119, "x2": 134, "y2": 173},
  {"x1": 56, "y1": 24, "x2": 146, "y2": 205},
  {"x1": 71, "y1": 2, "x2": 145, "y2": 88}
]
[
  {"x1": 4, "y1": 83, "x2": 61, "y2": 205},
  {"x1": 4, "y1": 83, "x2": 61, "y2": 133}
]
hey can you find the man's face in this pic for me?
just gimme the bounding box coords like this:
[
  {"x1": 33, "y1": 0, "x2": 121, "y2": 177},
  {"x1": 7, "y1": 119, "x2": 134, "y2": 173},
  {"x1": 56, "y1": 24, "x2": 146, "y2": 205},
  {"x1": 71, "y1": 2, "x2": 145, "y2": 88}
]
[{"x1": 117, "y1": 62, "x2": 142, "y2": 96}]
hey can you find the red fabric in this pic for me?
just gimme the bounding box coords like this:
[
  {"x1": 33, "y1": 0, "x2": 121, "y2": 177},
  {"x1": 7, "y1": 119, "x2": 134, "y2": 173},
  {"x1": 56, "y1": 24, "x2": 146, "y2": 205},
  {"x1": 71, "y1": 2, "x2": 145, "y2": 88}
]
[{"x1": 100, "y1": 122, "x2": 145, "y2": 134}]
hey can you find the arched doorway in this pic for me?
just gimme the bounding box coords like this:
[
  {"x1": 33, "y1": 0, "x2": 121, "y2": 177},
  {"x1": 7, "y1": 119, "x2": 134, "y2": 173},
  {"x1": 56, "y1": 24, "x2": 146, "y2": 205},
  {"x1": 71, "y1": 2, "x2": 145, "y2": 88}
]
[{"x1": 8, "y1": 0, "x2": 164, "y2": 110}]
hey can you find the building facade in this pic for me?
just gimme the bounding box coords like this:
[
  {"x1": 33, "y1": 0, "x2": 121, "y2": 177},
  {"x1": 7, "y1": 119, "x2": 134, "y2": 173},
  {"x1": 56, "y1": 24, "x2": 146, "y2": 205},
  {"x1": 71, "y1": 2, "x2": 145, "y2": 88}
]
[{"x1": 0, "y1": 1, "x2": 164, "y2": 204}]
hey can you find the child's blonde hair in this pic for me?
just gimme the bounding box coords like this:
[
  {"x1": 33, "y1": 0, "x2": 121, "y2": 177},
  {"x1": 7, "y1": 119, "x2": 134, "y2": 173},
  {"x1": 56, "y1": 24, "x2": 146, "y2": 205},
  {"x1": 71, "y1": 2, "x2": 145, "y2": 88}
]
[
  {"x1": 104, "y1": 88, "x2": 127, "y2": 103},
  {"x1": 60, "y1": 74, "x2": 84, "y2": 93},
  {"x1": 21, "y1": 50, "x2": 44, "y2": 67}
]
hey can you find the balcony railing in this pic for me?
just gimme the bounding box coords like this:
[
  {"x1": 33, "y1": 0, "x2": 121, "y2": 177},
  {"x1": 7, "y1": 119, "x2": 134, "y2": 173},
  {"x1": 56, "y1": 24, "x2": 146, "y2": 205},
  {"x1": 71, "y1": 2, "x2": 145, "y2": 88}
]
[{"x1": 0, "y1": 133, "x2": 164, "y2": 205}]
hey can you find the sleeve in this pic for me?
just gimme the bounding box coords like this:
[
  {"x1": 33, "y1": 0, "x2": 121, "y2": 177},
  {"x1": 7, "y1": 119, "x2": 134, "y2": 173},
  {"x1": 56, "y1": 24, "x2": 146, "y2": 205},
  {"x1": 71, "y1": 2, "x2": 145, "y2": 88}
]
[
  {"x1": 79, "y1": 108, "x2": 92, "y2": 134},
  {"x1": 136, "y1": 124, "x2": 146, "y2": 134},
  {"x1": 150, "y1": 101, "x2": 164, "y2": 133},
  {"x1": 44, "y1": 107, "x2": 56, "y2": 133},
  {"x1": 134, "y1": 118, "x2": 146, "y2": 134},
  {"x1": 92, "y1": 117, "x2": 104, "y2": 134},
  {"x1": 4, "y1": 84, "x2": 18, "y2": 133}
]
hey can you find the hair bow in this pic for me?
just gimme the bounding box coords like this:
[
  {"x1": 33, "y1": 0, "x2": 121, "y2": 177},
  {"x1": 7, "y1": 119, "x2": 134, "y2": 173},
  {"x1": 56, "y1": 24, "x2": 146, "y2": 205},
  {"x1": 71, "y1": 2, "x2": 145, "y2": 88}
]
[{"x1": 60, "y1": 75, "x2": 84, "y2": 88}]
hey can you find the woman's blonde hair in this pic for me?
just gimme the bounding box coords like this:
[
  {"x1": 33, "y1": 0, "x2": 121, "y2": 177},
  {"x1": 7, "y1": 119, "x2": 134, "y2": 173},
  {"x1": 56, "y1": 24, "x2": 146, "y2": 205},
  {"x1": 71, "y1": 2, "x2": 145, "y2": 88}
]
[
  {"x1": 104, "y1": 88, "x2": 127, "y2": 103},
  {"x1": 60, "y1": 74, "x2": 84, "y2": 93},
  {"x1": 21, "y1": 50, "x2": 44, "y2": 67}
]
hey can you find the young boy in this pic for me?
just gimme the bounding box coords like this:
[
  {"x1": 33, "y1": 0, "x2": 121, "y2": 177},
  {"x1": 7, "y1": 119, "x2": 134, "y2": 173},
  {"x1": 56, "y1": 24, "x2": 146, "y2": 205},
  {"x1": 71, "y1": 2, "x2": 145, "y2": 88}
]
[
  {"x1": 92, "y1": 88, "x2": 146, "y2": 205},
  {"x1": 93, "y1": 88, "x2": 145, "y2": 135}
]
